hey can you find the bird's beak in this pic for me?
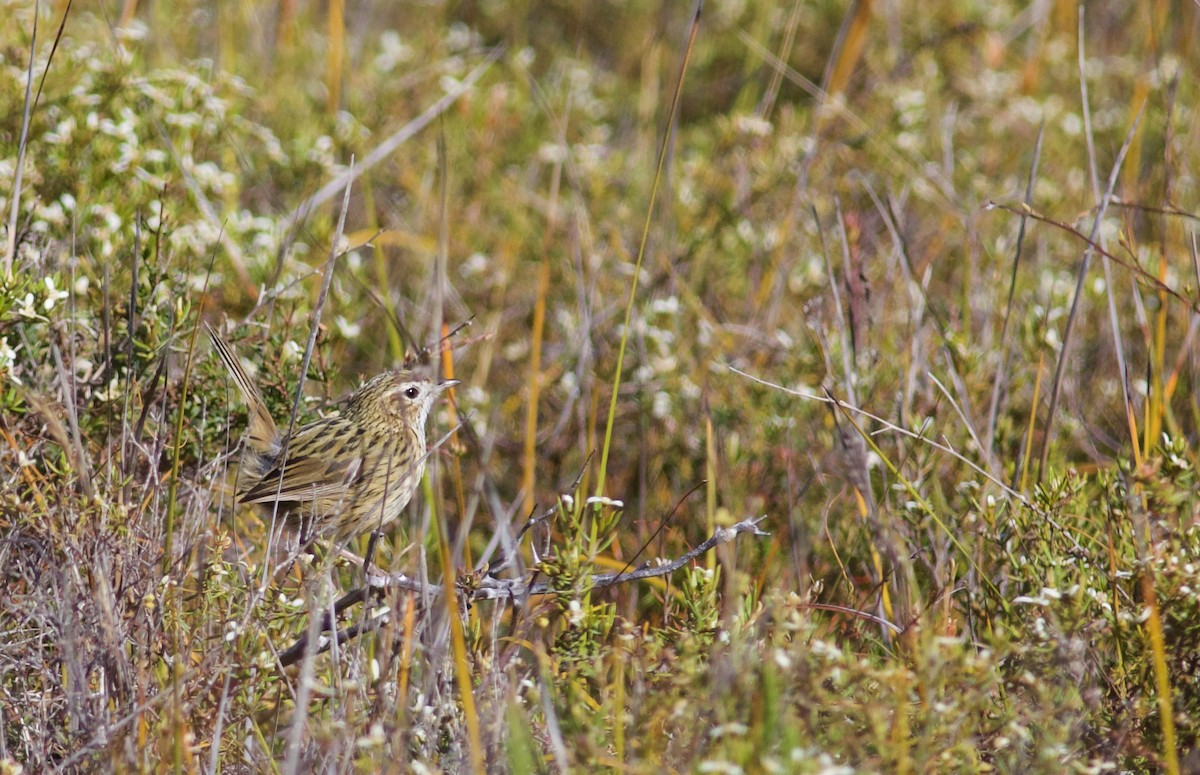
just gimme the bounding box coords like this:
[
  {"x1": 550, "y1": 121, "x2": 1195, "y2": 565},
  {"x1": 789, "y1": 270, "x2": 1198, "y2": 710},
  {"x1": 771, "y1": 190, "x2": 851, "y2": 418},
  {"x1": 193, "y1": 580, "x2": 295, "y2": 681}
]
[{"x1": 436, "y1": 379, "x2": 461, "y2": 394}]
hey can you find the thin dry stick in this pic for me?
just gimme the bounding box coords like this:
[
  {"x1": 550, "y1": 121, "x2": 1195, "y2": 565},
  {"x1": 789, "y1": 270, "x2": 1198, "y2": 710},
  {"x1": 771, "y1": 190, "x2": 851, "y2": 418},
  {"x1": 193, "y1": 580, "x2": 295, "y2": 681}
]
[
  {"x1": 432, "y1": 115, "x2": 448, "y2": 361},
  {"x1": 986, "y1": 203, "x2": 1197, "y2": 314},
  {"x1": 986, "y1": 122, "x2": 1044, "y2": 452},
  {"x1": 32, "y1": 0, "x2": 73, "y2": 115},
  {"x1": 804, "y1": 601, "x2": 903, "y2": 635},
  {"x1": 1108, "y1": 200, "x2": 1200, "y2": 222},
  {"x1": 206, "y1": 673, "x2": 235, "y2": 775},
  {"x1": 928, "y1": 371, "x2": 992, "y2": 480},
  {"x1": 283, "y1": 573, "x2": 335, "y2": 775},
  {"x1": 276, "y1": 516, "x2": 769, "y2": 667},
  {"x1": 287, "y1": 48, "x2": 503, "y2": 224},
  {"x1": 724, "y1": 364, "x2": 1037, "y2": 511},
  {"x1": 826, "y1": 198, "x2": 858, "y2": 406},
  {"x1": 1078, "y1": 7, "x2": 1100, "y2": 201},
  {"x1": 50, "y1": 344, "x2": 94, "y2": 498},
  {"x1": 1035, "y1": 100, "x2": 1145, "y2": 482}
]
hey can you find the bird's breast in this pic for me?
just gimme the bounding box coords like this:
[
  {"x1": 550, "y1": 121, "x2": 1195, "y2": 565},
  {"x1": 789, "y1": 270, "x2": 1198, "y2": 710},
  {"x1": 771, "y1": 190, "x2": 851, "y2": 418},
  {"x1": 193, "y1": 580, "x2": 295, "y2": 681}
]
[{"x1": 371, "y1": 430, "x2": 426, "y2": 516}]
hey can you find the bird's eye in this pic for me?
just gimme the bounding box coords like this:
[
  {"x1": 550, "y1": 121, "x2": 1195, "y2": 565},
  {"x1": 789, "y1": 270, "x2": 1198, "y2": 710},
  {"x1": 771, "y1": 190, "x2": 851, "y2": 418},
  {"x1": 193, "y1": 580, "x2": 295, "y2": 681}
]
[{"x1": 403, "y1": 386, "x2": 421, "y2": 400}]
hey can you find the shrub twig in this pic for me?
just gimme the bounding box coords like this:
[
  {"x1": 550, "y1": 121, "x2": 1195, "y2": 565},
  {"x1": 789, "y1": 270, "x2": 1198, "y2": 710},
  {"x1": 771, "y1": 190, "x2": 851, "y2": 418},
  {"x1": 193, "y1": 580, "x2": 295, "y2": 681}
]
[{"x1": 277, "y1": 515, "x2": 770, "y2": 667}]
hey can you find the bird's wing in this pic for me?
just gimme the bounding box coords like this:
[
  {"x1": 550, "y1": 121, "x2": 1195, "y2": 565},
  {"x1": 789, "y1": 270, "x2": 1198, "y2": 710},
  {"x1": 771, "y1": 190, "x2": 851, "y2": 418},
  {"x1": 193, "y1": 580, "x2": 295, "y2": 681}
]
[{"x1": 239, "y1": 421, "x2": 367, "y2": 504}]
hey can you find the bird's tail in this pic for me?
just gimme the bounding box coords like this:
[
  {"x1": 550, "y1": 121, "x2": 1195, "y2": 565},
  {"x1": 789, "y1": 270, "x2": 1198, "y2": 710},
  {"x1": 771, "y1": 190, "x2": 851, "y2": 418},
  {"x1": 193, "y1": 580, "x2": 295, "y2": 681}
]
[{"x1": 205, "y1": 323, "x2": 279, "y2": 455}]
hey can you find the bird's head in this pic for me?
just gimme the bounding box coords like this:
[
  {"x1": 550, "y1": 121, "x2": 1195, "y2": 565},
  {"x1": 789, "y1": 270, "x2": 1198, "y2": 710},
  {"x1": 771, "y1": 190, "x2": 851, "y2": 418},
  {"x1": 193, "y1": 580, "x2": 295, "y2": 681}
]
[{"x1": 349, "y1": 370, "x2": 459, "y2": 433}]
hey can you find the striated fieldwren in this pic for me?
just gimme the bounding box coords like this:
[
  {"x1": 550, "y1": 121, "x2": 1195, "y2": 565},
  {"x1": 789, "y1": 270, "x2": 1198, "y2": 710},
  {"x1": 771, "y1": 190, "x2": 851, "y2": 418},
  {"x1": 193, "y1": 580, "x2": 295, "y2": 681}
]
[{"x1": 206, "y1": 324, "x2": 457, "y2": 546}]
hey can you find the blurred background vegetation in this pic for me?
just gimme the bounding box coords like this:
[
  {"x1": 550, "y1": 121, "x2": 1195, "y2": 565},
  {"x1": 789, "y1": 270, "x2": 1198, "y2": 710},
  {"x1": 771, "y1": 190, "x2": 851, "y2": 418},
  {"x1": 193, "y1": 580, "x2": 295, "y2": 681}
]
[{"x1": 2, "y1": 0, "x2": 1199, "y2": 771}]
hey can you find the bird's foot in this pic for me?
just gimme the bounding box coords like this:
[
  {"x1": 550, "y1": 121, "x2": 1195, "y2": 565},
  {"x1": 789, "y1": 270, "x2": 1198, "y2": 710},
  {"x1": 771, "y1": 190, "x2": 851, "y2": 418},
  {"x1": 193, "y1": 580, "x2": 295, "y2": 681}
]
[{"x1": 363, "y1": 528, "x2": 385, "y2": 579}]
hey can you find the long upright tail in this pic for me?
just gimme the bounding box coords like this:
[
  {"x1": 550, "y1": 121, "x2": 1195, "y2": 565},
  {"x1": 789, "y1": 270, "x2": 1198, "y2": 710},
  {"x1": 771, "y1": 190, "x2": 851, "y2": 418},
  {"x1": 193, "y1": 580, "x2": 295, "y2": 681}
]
[{"x1": 205, "y1": 323, "x2": 279, "y2": 455}]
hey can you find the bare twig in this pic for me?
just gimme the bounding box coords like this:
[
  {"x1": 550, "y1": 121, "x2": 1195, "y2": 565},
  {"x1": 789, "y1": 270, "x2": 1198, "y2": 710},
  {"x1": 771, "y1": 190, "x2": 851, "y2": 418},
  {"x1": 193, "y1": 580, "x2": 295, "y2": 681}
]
[
  {"x1": 277, "y1": 516, "x2": 770, "y2": 667},
  {"x1": 985, "y1": 202, "x2": 1196, "y2": 314},
  {"x1": 286, "y1": 48, "x2": 503, "y2": 224},
  {"x1": 724, "y1": 363, "x2": 1037, "y2": 510}
]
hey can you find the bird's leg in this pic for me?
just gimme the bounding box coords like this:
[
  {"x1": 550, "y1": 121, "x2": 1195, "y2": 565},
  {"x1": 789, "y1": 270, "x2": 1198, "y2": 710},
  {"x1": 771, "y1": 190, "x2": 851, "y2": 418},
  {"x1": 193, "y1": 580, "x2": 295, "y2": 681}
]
[
  {"x1": 363, "y1": 528, "x2": 385, "y2": 582},
  {"x1": 297, "y1": 513, "x2": 319, "y2": 558}
]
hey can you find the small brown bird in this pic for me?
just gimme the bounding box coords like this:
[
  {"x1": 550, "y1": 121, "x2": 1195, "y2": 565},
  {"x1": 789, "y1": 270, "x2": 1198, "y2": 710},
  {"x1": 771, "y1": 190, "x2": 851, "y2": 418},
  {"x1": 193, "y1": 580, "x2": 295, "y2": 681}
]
[{"x1": 206, "y1": 324, "x2": 458, "y2": 546}]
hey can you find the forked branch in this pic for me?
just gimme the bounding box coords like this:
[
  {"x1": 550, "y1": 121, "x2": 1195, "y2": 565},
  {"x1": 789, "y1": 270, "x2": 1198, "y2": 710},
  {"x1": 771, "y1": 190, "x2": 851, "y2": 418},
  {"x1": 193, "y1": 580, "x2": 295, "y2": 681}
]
[{"x1": 278, "y1": 516, "x2": 770, "y2": 667}]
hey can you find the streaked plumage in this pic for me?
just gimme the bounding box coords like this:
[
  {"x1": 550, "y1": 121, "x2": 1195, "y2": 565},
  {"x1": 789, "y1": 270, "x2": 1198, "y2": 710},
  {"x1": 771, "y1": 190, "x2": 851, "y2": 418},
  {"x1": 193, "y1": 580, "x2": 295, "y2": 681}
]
[{"x1": 206, "y1": 325, "x2": 457, "y2": 543}]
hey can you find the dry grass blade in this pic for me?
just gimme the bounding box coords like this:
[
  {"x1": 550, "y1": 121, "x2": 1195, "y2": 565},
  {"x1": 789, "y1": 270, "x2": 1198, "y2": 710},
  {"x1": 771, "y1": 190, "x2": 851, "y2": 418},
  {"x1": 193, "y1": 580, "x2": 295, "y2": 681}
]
[
  {"x1": 431, "y1": 122, "x2": 486, "y2": 775},
  {"x1": 4, "y1": 9, "x2": 36, "y2": 279},
  {"x1": 162, "y1": 242, "x2": 220, "y2": 576},
  {"x1": 324, "y1": 0, "x2": 345, "y2": 115}
]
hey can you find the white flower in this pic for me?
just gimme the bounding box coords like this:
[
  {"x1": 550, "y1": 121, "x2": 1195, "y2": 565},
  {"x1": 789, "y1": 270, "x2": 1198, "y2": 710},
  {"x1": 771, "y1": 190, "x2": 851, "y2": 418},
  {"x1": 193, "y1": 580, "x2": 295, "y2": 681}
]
[
  {"x1": 537, "y1": 142, "x2": 568, "y2": 164},
  {"x1": 43, "y1": 277, "x2": 69, "y2": 311},
  {"x1": 732, "y1": 114, "x2": 773, "y2": 137},
  {"x1": 0, "y1": 337, "x2": 19, "y2": 385},
  {"x1": 461, "y1": 252, "x2": 490, "y2": 278},
  {"x1": 335, "y1": 315, "x2": 361, "y2": 339},
  {"x1": 374, "y1": 31, "x2": 413, "y2": 72},
  {"x1": 446, "y1": 22, "x2": 475, "y2": 51},
  {"x1": 652, "y1": 391, "x2": 671, "y2": 419},
  {"x1": 17, "y1": 293, "x2": 44, "y2": 320},
  {"x1": 585, "y1": 495, "x2": 624, "y2": 509},
  {"x1": 95, "y1": 376, "x2": 116, "y2": 401},
  {"x1": 648, "y1": 297, "x2": 680, "y2": 316}
]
